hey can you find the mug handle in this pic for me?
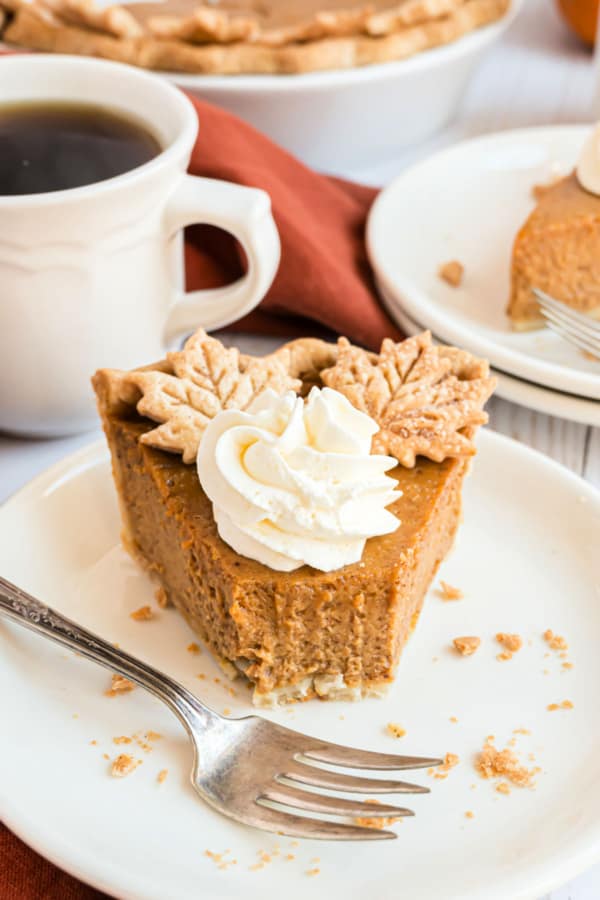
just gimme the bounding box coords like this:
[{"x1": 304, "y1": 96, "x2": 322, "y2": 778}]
[{"x1": 163, "y1": 174, "x2": 280, "y2": 344}]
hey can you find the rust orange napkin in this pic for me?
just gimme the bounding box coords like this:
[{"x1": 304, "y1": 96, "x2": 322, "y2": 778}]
[
  {"x1": 184, "y1": 93, "x2": 402, "y2": 349},
  {"x1": 0, "y1": 90, "x2": 401, "y2": 900}
]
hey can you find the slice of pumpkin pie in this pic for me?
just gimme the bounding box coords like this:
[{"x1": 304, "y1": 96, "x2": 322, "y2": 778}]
[
  {"x1": 507, "y1": 126, "x2": 600, "y2": 331},
  {"x1": 93, "y1": 329, "x2": 494, "y2": 705}
]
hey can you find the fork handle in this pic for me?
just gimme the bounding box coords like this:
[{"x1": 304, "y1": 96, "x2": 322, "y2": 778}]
[{"x1": 0, "y1": 575, "x2": 218, "y2": 734}]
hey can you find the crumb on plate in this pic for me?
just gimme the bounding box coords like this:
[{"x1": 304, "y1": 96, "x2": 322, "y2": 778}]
[
  {"x1": 438, "y1": 260, "x2": 464, "y2": 287},
  {"x1": 476, "y1": 738, "x2": 539, "y2": 788},
  {"x1": 155, "y1": 586, "x2": 169, "y2": 608},
  {"x1": 496, "y1": 633, "x2": 523, "y2": 653},
  {"x1": 439, "y1": 580, "x2": 463, "y2": 601},
  {"x1": 429, "y1": 753, "x2": 460, "y2": 779},
  {"x1": 386, "y1": 722, "x2": 406, "y2": 738},
  {"x1": 453, "y1": 636, "x2": 480, "y2": 656},
  {"x1": 105, "y1": 674, "x2": 135, "y2": 697},
  {"x1": 111, "y1": 754, "x2": 138, "y2": 777},
  {"x1": 547, "y1": 700, "x2": 573, "y2": 711},
  {"x1": 130, "y1": 605, "x2": 154, "y2": 622},
  {"x1": 543, "y1": 629, "x2": 568, "y2": 651}
]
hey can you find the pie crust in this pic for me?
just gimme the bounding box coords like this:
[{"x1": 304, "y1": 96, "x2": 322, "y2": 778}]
[{"x1": 2, "y1": 0, "x2": 510, "y2": 74}]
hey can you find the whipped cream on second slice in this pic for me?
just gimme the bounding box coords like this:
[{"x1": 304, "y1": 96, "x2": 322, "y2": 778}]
[
  {"x1": 576, "y1": 123, "x2": 600, "y2": 196},
  {"x1": 196, "y1": 387, "x2": 401, "y2": 572}
]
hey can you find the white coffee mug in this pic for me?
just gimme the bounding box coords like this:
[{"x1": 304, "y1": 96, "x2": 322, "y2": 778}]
[{"x1": 0, "y1": 55, "x2": 281, "y2": 436}]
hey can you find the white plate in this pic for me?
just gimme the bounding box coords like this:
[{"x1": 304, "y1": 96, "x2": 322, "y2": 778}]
[
  {"x1": 367, "y1": 125, "x2": 600, "y2": 400},
  {"x1": 2, "y1": 437, "x2": 600, "y2": 900},
  {"x1": 378, "y1": 279, "x2": 600, "y2": 427}
]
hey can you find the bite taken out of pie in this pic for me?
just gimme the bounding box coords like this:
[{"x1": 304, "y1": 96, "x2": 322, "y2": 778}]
[{"x1": 93, "y1": 329, "x2": 495, "y2": 706}]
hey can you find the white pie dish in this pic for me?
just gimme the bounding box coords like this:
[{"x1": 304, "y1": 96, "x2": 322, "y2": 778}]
[{"x1": 163, "y1": 0, "x2": 521, "y2": 172}]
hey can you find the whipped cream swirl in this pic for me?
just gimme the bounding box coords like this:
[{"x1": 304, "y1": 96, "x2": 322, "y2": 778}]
[
  {"x1": 196, "y1": 387, "x2": 401, "y2": 572},
  {"x1": 576, "y1": 123, "x2": 600, "y2": 196}
]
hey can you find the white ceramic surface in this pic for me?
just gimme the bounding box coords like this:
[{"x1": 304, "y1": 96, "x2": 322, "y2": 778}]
[
  {"x1": 367, "y1": 125, "x2": 600, "y2": 401},
  {"x1": 1, "y1": 434, "x2": 600, "y2": 900},
  {"x1": 378, "y1": 281, "x2": 600, "y2": 427},
  {"x1": 0, "y1": 55, "x2": 280, "y2": 437},
  {"x1": 165, "y1": 3, "x2": 521, "y2": 172}
]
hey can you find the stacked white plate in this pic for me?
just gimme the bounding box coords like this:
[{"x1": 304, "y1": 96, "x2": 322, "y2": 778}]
[{"x1": 366, "y1": 125, "x2": 600, "y2": 426}]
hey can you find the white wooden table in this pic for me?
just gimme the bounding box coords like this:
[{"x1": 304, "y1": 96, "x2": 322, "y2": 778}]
[{"x1": 0, "y1": 0, "x2": 599, "y2": 895}]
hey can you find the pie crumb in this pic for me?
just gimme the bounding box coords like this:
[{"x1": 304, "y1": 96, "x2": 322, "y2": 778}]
[
  {"x1": 438, "y1": 260, "x2": 464, "y2": 287},
  {"x1": 89, "y1": 740, "x2": 97, "y2": 746},
  {"x1": 449, "y1": 716, "x2": 459, "y2": 723},
  {"x1": 113, "y1": 735, "x2": 132, "y2": 745},
  {"x1": 543, "y1": 629, "x2": 568, "y2": 651},
  {"x1": 475, "y1": 738, "x2": 539, "y2": 788},
  {"x1": 496, "y1": 633, "x2": 523, "y2": 653},
  {"x1": 429, "y1": 752, "x2": 460, "y2": 779},
  {"x1": 439, "y1": 580, "x2": 463, "y2": 601},
  {"x1": 355, "y1": 798, "x2": 402, "y2": 829},
  {"x1": 496, "y1": 782, "x2": 511, "y2": 795},
  {"x1": 496, "y1": 651, "x2": 513, "y2": 662},
  {"x1": 285, "y1": 854, "x2": 295, "y2": 861},
  {"x1": 306, "y1": 868, "x2": 320, "y2": 877},
  {"x1": 187, "y1": 642, "x2": 201, "y2": 654},
  {"x1": 562, "y1": 661, "x2": 574, "y2": 670},
  {"x1": 157, "y1": 769, "x2": 168, "y2": 784},
  {"x1": 465, "y1": 810, "x2": 474, "y2": 819},
  {"x1": 155, "y1": 586, "x2": 170, "y2": 608},
  {"x1": 453, "y1": 636, "x2": 480, "y2": 656},
  {"x1": 105, "y1": 674, "x2": 135, "y2": 697},
  {"x1": 547, "y1": 700, "x2": 573, "y2": 711},
  {"x1": 130, "y1": 605, "x2": 154, "y2": 622},
  {"x1": 386, "y1": 722, "x2": 406, "y2": 738},
  {"x1": 111, "y1": 754, "x2": 138, "y2": 777}
]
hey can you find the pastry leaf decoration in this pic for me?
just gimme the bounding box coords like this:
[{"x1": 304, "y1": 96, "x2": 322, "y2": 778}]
[{"x1": 321, "y1": 331, "x2": 496, "y2": 467}]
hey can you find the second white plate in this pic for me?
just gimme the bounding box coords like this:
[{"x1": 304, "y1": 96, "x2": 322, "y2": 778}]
[
  {"x1": 367, "y1": 125, "x2": 600, "y2": 400},
  {"x1": 378, "y1": 279, "x2": 600, "y2": 427}
]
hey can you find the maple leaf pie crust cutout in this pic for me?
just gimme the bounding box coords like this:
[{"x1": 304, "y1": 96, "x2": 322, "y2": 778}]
[
  {"x1": 94, "y1": 328, "x2": 495, "y2": 468},
  {"x1": 93, "y1": 329, "x2": 494, "y2": 704}
]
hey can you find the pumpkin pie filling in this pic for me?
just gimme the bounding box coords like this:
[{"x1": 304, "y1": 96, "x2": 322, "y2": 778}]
[
  {"x1": 93, "y1": 330, "x2": 494, "y2": 705},
  {"x1": 507, "y1": 138, "x2": 600, "y2": 331}
]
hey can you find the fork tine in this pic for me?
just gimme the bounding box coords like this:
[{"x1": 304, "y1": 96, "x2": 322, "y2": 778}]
[
  {"x1": 249, "y1": 805, "x2": 397, "y2": 841},
  {"x1": 534, "y1": 288, "x2": 600, "y2": 336},
  {"x1": 544, "y1": 318, "x2": 600, "y2": 358},
  {"x1": 283, "y1": 761, "x2": 430, "y2": 794},
  {"x1": 300, "y1": 741, "x2": 443, "y2": 771},
  {"x1": 540, "y1": 304, "x2": 600, "y2": 347},
  {"x1": 261, "y1": 783, "x2": 413, "y2": 819}
]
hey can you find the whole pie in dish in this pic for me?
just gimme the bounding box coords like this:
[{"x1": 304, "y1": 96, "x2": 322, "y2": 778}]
[
  {"x1": 1, "y1": 0, "x2": 510, "y2": 74},
  {"x1": 93, "y1": 329, "x2": 494, "y2": 705}
]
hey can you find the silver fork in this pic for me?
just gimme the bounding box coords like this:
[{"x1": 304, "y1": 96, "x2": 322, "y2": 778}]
[
  {"x1": 533, "y1": 288, "x2": 600, "y2": 360},
  {"x1": 0, "y1": 576, "x2": 441, "y2": 841}
]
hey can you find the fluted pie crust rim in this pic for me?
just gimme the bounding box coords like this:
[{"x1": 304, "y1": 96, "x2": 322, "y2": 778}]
[{"x1": 1, "y1": 0, "x2": 510, "y2": 74}]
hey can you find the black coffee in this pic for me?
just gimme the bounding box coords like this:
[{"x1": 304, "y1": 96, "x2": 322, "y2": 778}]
[{"x1": 0, "y1": 102, "x2": 161, "y2": 196}]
